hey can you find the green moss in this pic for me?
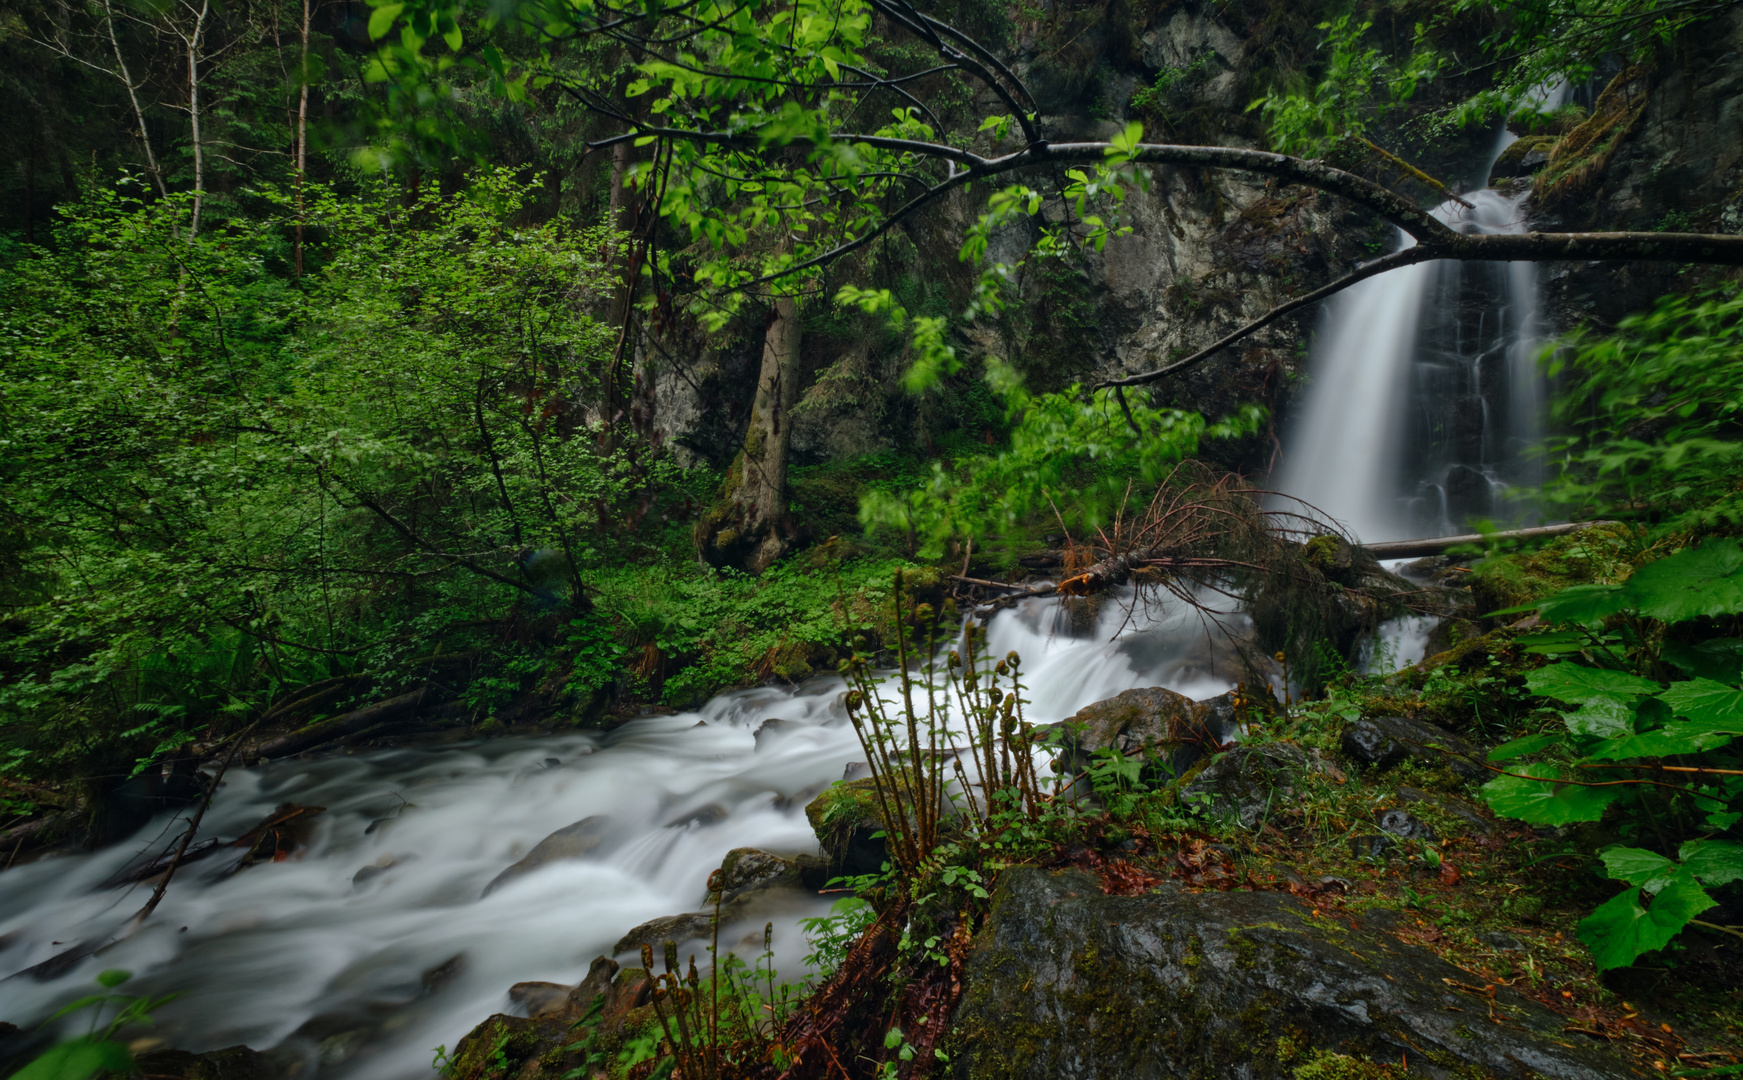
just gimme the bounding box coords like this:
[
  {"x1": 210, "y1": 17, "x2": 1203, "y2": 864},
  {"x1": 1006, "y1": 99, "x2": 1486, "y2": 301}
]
[{"x1": 1292, "y1": 1049, "x2": 1399, "y2": 1080}]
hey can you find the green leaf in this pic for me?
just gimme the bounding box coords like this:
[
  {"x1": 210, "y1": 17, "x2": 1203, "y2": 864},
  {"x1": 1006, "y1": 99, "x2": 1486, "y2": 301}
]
[
  {"x1": 1487, "y1": 732, "x2": 1562, "y2": 762},
  {"x1": 10, "y1": 1037, "x2": 133, "y2": 1080},
  {"x1": 1585, "y1": 728, "x2": 1733, "y2": 760},
  {"x1": 1480, "y1": 768, "x2": 1623, "y2": 825},
  {"x1": 1663, "y1": 638, "x2": 1743, "y2": 682},
  {"x1": 1531, "y1": 583, "x2": 1629, "y2": 626},
  {"x1": 1658, "y1": 678, "x2": 1743, "y2": 731},
  {"x1": 366, "y1": 2, "x2": 404, "y2": 41},
  {"x1": 1625, "y1": 541, "x2": 1743, "y2": 623},
  {"x1": 1597, "y1": 845, "x2": 1678, "y2": 892},
  {"x1": 1678, "y1": 839, "x2": 1743, "y2": 887},
  {"x1": 95, "y1": 969, "x2": 131, "y2": 989},
  {"x1": 1577, "y1": 879, "x2": 1716, "y2": 971},
  {"x1": 1562, "y1": 695, "x2": 1636, "y2": 738},
  {"x1": 1526, "y1": 662, "x2": 1659, "y2": 704}
]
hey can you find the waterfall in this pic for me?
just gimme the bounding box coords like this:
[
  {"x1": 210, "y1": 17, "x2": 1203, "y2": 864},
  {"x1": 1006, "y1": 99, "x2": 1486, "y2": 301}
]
[{"x1": 1273, "y1": 186, "x2": 1548, "y2": 543}]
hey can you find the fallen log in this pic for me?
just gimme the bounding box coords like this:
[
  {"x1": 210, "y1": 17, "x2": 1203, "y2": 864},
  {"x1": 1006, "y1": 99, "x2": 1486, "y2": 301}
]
[
  {"x1": 1360, "y1": 520, "x2": 1619, "y2": 560},
  {"x1": 255, "y1": 688, "x2": 434, "y2": 760}
]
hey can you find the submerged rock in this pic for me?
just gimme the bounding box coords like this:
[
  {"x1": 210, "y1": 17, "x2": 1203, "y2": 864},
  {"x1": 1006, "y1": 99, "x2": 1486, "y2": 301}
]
[
  {"x1": 949, "y1": 867, "x2": 1641, "y2": 1080},
  {"x1": 131, "y1": 1045, "x2": 276, "y2": 1080},
  {"x1": 1341, "y1": 716, "x2": 1485, "y2": 780},
  {"x1": 482, "y1": 815, "x2": 613, "y2": 896}
]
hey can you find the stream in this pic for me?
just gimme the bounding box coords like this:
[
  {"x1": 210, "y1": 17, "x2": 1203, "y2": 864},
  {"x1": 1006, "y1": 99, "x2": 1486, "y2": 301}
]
[{"x1": 0, "y1": 589, "x2": 1246, "y2": 1079}]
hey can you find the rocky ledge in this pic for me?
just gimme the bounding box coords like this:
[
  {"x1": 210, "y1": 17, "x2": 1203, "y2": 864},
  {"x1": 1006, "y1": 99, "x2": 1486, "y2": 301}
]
[{"x1": 947, "y1": 866, "x2": 1644, "y2": 1080}]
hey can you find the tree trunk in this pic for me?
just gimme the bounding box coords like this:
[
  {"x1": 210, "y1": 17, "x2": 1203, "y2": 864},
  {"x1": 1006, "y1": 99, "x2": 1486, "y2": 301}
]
[
  {"x1": 695, "y1": 294, "x2": 803, "y2": 573},
  {"x1": 184, "y1": 0, "x2": 211, "y2": 238},
  {"x1": 293, "y1": 0, "x2": 310, "y2": 276},
  {"x1": 101, "y1": 0, "x2": 167, "y2": 198}
]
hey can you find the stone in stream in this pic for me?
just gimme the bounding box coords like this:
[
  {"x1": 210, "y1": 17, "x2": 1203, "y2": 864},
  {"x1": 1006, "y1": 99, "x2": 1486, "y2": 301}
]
[
  {"x1": 507, "y1": 980, "x2": 572, "y2": 1018},
  {"x1": 947, "y1": 866, "x2": 1642, "y2": 1080},
  {"x1": 131, "y1": 1045, "x2": 276, "y2": 1080},
  {"x1": 1341, "y1": 715, "x2": 1486, "y2": 780},
  {"x1": 1047, "y1": 687, "x2": 1241, "y2": 783},
  {"x1": 481, "y1": 815, "x2": 612, "y2": 896}
]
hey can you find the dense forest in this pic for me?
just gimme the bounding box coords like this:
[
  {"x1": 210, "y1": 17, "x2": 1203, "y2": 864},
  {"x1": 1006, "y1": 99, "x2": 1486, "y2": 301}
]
[{"x1": 2, "y1": 0, "x2": 1743, "y2": 1078}]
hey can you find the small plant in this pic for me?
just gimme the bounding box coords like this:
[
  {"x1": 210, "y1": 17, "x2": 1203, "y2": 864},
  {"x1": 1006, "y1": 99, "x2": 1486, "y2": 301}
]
[{"x1": 11, "y1": 969, "x2": 176, "y2": 1080}]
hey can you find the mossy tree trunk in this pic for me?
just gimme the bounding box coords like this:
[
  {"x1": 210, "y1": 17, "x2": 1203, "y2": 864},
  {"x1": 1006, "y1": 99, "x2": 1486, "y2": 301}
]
[{"x1": 696, "y1": 294, "x2": 802, "y2": 573}]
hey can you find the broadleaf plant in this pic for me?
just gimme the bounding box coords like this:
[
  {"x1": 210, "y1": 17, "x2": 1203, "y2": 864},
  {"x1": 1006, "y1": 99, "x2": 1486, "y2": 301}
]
[{"x1": 1481, "y1": 541, "x2": 1743, "y2": 969}]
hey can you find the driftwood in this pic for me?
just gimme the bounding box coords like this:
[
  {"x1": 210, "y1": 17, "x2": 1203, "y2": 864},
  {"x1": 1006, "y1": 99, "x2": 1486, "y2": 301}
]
[
  {"x1": 1360, "y1": 521, "x2": 1618, "y2": 560},
  {"x1": 255, "y1": 687, "x2": 435, "y2": 760}
]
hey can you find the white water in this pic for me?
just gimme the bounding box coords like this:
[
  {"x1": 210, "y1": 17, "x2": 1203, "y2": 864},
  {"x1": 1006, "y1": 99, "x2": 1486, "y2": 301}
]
[
  {"x1": 0, "y1": 590, "x2": 1243, "y2": 1079},
  {"x1": 1275, "y1": 158, "x2": 1551, "y2": 543}
]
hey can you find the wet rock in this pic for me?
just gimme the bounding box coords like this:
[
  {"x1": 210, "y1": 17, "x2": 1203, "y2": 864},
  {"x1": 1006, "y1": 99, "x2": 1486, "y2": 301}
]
[
  {"x1": 1178, "y1": 743, "x2": 1323, "y2": 829},
  {"x1": 949, "y1": 867, "x2": 1641, "y2": 1080},
  {"x1": 421, "y1": 954, "x2": 466, "y2": 996},
  {"x1": 1377, "y1": 808, "x2": 1436, "y2": 841},
  {"x1": 663, "y1": 803, "x2": 728, "y2": 829},
  {"x1": 1048, "y1": 687, "x2": 1233, "y2": 782},
  {"x1": 612, "y1": 911, "x2": 719, "y2": 957},
  {"x1": 1340, "y1": 715, "x2": 1485, "y2": 780},
  {"x1": 448, "y1": 963, "x2": 656, "y2": 1078},
  {"x1": 351, "y1": 853, "x2": 398, "y2": 888},
  {"x1": 508, "y1": 981, "x2": 572, "y2": 1018},
  {"x1": 804, "y1": 777, "x2": 887, "y2": 876},
  {"x1": 132, "y1": 1045, "x2": 276, "y2": 1080},
  {"x1": 1349, "y1": 834, "x2": 1396, "y2": 860},
  {"x1": 1397, "y1": 785, "x2": 1495, "y2": 836},
  {"x1": 709, "y1": 847, "x2": 799, "y2": 903},
  {"x1": 482, "y1": 816, "x2": 612, "y2": 896}
]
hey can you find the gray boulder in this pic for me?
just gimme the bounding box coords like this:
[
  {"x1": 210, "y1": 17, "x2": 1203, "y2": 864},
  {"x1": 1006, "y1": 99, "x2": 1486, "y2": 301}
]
[
  {"x1": 948, "y1": 867, "x2": 1643, "y2": 1080},
  {"x1": 482, "y1": 816, "x2": 613, "y2": 897},
  {"x1": 1341, "y1": 715, "x2": 1486, "y2": 780},
  {"x1": 1049, "y1": 687, "x2": 1238, "y2": 782},
  {"x1": 1179, "y1": 743, "x2": 1323, "y2": 829}
]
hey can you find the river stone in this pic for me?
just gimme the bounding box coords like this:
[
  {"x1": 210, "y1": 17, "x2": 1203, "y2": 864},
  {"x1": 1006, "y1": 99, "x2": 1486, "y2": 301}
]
[
  {"x1": 131, "y1": 1046, "x2": 276, "y2": 1080},
  {"x1": 1178, "y1": 743, "x2": 1322, "y2": 829},
  {"x1": 1048, "y1": 687, "x2": 1236, "y2": 783},
  {"x1": 508, "y1": 981, "x2": 571, "y2": 1018},
  {"x1": 709, "y1": 847, "x2": 800, "y2": 903},
  {"x1": 1341, "y1": 716, "x2": 1485, "y2": 780},
  {"x1": 948, "y1": 867, "x2": 1642, "y2": 1080},
  {"x1": 612, "y1": 911, "x2": 719, "y2": 957},
  {"x1": 482, "y1": 815, "x2": 612, "y2": 896},
  {"x1": 805, "y1": 777, "x2": 888, "y2": 876}
]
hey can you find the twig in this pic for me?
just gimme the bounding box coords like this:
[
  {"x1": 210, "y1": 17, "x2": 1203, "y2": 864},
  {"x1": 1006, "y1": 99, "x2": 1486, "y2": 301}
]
[{"x1": 128, "y1": 720, "x2": 258, "y2": 930}]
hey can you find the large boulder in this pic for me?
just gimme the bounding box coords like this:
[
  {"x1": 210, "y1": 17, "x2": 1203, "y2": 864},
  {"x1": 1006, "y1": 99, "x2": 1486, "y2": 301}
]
[
  {"x1": 805, "y1": 776, "x2": 890, "y2": 877},
  {"x1": 948, "y1": 867, "x2": 1643, "y2": 1080}
]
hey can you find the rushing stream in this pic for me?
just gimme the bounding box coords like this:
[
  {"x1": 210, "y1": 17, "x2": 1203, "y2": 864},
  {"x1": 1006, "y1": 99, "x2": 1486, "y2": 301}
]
[{"x1": 0, "y1": 590, "x2": 1245, "y2": 1079}]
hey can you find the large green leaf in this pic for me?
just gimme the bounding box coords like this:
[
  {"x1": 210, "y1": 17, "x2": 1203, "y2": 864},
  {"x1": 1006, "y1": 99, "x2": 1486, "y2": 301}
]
[
  {"x1": 1625, "y1": 541, "x2": 1743, "y2": 623},
  {"x1": 1481, "y1": 768, "x2": 1623, "y2": 825},
  {"x1": 1679, "y1": 839, "x2": 1743, "y2": 887},
  {"x1": 1526, "y1": 662, "x2": 1659, "y2": 704},
  {"x1": 10, "y1": 1037, "x2": 133, "y2": 1080},
  {"x1": 1658, "y1": 678, "x2": 1743, "y2": 731},
  {"x1": 1597, "y1": 845, "x2": 1679, "y2": 892},
  {"x1": 1577, "y1": 879, "x2": 1717, "y2": 971},
  {"x1": 1562, "y1": 695, "x2": 1636, "y2": 738},
  {"x1": 1531, "y1": 583, "x2": 1629, "y2": 626},
  {"x1": 1487, "y1": 732, "x2": 1563, "y2": 762},
  {"x1": 1585, "y1": 728, "x2": 1733, "y2": 760},
  {"x1": 1663, "y1": 637, "x2": 1743, "y2": 682}
]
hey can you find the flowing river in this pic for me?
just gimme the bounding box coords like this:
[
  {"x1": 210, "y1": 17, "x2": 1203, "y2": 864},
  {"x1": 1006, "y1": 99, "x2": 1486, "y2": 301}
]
[{"x1": 0, "y1": 590, "x2": 1247, "y2": 1079}]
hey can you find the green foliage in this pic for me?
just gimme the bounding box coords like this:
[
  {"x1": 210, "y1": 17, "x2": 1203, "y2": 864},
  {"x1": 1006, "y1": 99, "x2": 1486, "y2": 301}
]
[
  {"x1": 10, "y1": 969, "x2": 176, "y2": 1080},
  {"x1": 858, "y1": 384, "x2": 1264, "y2": 557},
  {"x1": 1248, "y1": 15, "x2": 1441, "y2": 158},
  {"x1": 1479, "y1": 541, "x2": 1743, "y2": 969},
  {"x1": 1540, "y1": 284, "x2": 1743, "y2": 531}
]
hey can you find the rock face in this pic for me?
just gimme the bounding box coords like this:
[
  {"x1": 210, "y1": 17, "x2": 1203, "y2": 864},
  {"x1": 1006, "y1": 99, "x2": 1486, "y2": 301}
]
[
  {"x1": 1341, "y1": 716, "x2": 1485, "y2": 780},
  {"x1": 949, "y1": 867, "x2": 1644, "y2": 1080},
  {"x1": 482, "y1": 816, "x2": 613, "y2": 896},
  {"x1": 1178, "y1": 743, "x2": 1324, "y2": 829}
]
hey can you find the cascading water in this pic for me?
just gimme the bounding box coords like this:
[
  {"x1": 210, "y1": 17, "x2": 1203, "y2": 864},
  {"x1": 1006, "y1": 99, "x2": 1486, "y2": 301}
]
[
  {"x1": 1274, "y1": 170, "x2": 1550, "y2": 543},
  {"x1": 0, "y1": 590, "x2": 1243, "y2": 1080}
]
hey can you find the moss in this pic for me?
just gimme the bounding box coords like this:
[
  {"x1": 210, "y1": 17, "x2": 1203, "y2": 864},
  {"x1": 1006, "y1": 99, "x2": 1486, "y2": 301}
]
[
  {"x1": 1292, "y1": 1049, "x2": 1399, "y2": 1080},
  {"x1": 1534, "y1": 64, "x2": 1654, "y2": 208},
  {"x1": 1467, "y1": 521, "x2": 1636, "y2": 617}
]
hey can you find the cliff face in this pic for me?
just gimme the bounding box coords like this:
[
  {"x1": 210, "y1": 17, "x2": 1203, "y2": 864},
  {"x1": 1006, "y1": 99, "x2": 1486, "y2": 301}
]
[{"x1": 643, "y1": 1, "x2": 1743, "y2": 480}]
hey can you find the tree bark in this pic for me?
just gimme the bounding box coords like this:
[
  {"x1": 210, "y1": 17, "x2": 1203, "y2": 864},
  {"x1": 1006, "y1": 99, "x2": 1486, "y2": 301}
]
[
  {"x1": 695, "y1": 292, "x2": 803, "y2": 573},
  {"x1": 183, "y1": 0, "x2": 211, "y2": 238},
  {"x1": 293, "y1": 0, "x2": 310, "y2": 276}
]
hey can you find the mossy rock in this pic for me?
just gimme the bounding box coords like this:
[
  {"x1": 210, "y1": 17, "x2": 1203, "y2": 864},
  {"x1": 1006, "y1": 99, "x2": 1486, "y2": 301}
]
[
  {"x1": 945, "y1": 867, "x2": 1644, "y2": 1080},
  {"x1": 805, "y1": 777, "x2": 889, "y2": 876},
  {"x1": 1489, "y1": 134, "x2": 1559, "y2": 182},
  {"x1": 1467, "y1": 522, "x2": 1636, "y2": 619}
]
